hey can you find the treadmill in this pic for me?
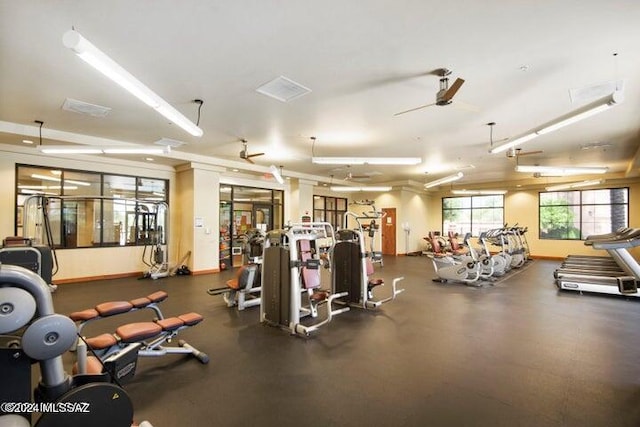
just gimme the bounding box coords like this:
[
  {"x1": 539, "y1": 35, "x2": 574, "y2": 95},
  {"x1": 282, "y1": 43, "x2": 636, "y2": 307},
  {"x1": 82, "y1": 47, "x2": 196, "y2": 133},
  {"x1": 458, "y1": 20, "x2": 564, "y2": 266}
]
[{"x1": 555, "y1": 228, "x2": 640, "y2": 297}]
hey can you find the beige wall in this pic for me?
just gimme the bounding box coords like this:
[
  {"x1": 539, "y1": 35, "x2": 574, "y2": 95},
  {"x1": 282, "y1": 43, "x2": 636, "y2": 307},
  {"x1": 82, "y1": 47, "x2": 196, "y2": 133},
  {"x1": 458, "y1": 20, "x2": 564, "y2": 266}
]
[
  {"x1": 3, "y1": 144, "x2": 640, "y2": 280},
  {"x1": 0, "y1": 148, "x2": 176, "y2": 281},
  {"x1": 428, "y1": 181, "x2": 640, "y2": 259},
  {"x1": 287, "y1": 179, "x2": 316, "y2": 223}
]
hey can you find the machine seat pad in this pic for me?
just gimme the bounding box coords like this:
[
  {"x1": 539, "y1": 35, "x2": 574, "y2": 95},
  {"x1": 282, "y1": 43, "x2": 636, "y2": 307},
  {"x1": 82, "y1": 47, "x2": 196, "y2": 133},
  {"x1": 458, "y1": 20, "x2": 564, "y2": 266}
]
[
  {"x1": 178, "y1": 312, "x2": 204, "y2": 326},
  {"x1": 368, "y1": 278, "x2": 384, "y2": 289},
  {"x1": 302, "y1": 268, "x2": 321, "y2": 290},
  {"x1": 116, "y1": 322, "x2": 163, "y2": 343},
  {"x1": 156, "y1": 317, "x2": 184, "y2": 331},
  {"x1": 147, "y1": 290, "x2": 168, "y2": 303},
  {"x1": 129, "y1": 297, "x2": 151, "y2": 308},
  {"x1": 310, "y1": 291, "x2": 328, "y2": 302},
  {"x1": 84, "y1": 356, "x2": 104, "y2": 375},
  {"x1": 86, "y1": 333, "x2": 119, "y2": 350},
  {"x1": 69, "y1": 308, "x2": 99, "y2": 322},
  {"x1": 72, "y1": 356, "x2": 104, "y2": 375},
  {"x1": 227, "y1": 278, "x2": 240, "y2": 290},
  {"x1": 96, "y1": 301, "x2": 134, "y2": 317}
]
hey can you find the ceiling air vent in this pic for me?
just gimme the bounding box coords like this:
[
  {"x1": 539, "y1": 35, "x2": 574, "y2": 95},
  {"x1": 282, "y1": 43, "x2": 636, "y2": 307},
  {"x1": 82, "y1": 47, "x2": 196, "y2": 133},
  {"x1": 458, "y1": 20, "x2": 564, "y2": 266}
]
[
  {"x1": 255, "y1": 76, "x2": 311, "y2": 102},
  {"x1": 61, "y1": 98, "x2": 112, "y2": 117},
  {"x1": 569, "y1": 80, "x2": 624, "y2": 104}
]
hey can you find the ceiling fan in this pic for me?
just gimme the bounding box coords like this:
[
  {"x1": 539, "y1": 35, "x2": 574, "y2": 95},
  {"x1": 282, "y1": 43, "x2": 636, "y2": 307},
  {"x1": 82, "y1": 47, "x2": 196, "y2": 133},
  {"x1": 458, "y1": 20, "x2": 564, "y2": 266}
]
[
  {"x1": 394, "y1": 68, "x2": 467, "y2": 116},
  {"x1": 341, "y1": 165, "x2": 370, "y2": 181},
  {"x1": 486, "y1": 122, "x2": 541, "y2": 157},
  {"x1": 239, "y1": 139, "x2": 264, "y2": 164},
  {"x1": 506, "y1": 147, "x2": 543, "y2": 158}
]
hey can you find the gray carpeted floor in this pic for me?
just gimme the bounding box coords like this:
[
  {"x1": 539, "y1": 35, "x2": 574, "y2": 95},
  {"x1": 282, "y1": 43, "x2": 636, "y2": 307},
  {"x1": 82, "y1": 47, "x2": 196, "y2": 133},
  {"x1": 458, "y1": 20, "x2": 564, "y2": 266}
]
[{"x1": 47, "y1": 256, "x2": 640, "y2": 426}]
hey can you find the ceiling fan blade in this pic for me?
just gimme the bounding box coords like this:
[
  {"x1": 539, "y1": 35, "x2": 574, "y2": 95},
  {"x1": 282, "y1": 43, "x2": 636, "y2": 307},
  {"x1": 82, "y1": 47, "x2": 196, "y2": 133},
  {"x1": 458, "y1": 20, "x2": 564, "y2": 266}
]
[
  {"x1": 518, "y1": 150, "x2": 543, "y2": 156},
  {"x1": 244, "y1": 157, "x2": 255, "y2": 164},
  {"x1": 393, "y1": 103, "x2": 437, "y2": 116},
  {"x1": 451, "y1": 99, "x2": 480, "y2": 112},
  {"x1": 442, "y1": 78, "x2": 465, "y2": 101},
  {"x1": 247, "y1": 152, "x2": 265, "y2": 158}
]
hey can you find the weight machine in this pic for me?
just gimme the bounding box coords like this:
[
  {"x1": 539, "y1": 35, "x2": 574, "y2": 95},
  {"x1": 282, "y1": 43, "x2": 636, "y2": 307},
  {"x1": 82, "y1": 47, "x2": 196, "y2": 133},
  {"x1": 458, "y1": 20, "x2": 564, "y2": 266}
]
[
  {"x1": 21, "y1": 196, "x2": 170, "y2": 280},
  {"x1": 260, "y1": 222, "x2": 349, "y2": 337},
  {"x1": 347, "y1": 200, "x2": 386, "y2": 266},
  {"x1": 0, "y1": 264, "x2": 152, "y2": 426}
]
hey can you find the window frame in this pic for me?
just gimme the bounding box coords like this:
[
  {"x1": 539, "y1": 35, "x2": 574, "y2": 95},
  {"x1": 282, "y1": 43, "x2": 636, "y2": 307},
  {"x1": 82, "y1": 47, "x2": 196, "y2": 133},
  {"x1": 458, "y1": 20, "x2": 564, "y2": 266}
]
[
  {"x1": 15, "y1": 164, "x2": 169, "y2": 249},
  {"x1": 538, "y1": 187, "x2": 629, "y2": 240},
  {"x1": 313, "y1": 195, "x2": 348, "y2": 230},
  {"x1": 441, "y1": 194, "x2": 505, "y2": 236}
]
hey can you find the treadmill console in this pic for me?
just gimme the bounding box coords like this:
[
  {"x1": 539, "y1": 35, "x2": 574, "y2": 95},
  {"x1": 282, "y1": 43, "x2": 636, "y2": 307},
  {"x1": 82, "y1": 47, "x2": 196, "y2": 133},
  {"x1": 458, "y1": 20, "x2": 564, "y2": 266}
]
[{"x1": 616, "y1": 276, "x2": 638, "y2": 294}]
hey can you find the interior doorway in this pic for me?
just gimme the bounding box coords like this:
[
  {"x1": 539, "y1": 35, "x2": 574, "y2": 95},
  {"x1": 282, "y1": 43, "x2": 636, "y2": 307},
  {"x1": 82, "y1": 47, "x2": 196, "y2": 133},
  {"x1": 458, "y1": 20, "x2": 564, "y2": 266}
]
[{"x1": 381, "y1": 208, "x2": 396, "y2": 255}]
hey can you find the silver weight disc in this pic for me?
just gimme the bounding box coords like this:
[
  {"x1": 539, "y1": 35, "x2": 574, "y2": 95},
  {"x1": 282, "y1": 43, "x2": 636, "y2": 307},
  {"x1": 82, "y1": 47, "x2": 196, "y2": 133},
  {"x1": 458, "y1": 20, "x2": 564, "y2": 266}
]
[
  {"x1": 22, "y1": 314, "x2": 77, "y2": 360},
  {"x1": 0, "y1": 287, "x2": 37, "y2": 334}
]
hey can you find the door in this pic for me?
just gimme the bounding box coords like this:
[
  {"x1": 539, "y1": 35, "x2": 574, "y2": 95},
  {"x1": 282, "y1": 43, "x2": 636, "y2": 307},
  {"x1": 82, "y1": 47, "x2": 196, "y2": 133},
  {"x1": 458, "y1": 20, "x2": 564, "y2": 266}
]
[
  {"x1": 381, "y1": 208, "x2": 396, "y2": 255},
  {"x1": 253, "y1": 204, "x2": 272, "y2": 232},
  {"x1": 62, "y1": 202, "x2": 78, "y2": 248}
]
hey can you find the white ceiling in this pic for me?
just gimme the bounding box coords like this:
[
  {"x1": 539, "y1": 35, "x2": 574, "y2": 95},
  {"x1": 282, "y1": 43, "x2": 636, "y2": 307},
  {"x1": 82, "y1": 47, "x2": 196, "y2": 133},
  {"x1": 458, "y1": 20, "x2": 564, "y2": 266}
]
[{"x1": 1, "y1": 1, "x2": 639, "y2": 189}]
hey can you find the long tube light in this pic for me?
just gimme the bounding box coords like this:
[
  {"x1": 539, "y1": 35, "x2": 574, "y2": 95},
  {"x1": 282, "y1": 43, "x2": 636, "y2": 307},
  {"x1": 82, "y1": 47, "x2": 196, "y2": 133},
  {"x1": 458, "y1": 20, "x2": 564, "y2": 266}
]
[
  {"x1": 312, "y1": 157, "x2": 422, "y2": 165},
  {"x1": 31, "y1": 174, "x2": 91, "y2": 186},
  {"x1": 38, "y1": 145, "x2": 170, "y2": 155},
  {"x1": 514, "y1": 165, "x2": 608, "y2": 175},
  {"x1": 62, "y1": 30, "x2": 203, "y2": 137},
  {"x1": 490, "y1": 91, "x2": 623, "y2": 154},
  {"x1": 545, "y1": 180, "x2": 605, "y2": 191},
  {"x1": 451, "y1": 190, "x2": 507, "y2": 195},
  {"x1": 424, "y1": 172, "x2": 464, "y2": 189},
  {"x1": 269, "y1": 165, "x2": 284, "y2": 184},
  {"x1": 330, "y1": 186, "x2": 392, "y2": 192}
]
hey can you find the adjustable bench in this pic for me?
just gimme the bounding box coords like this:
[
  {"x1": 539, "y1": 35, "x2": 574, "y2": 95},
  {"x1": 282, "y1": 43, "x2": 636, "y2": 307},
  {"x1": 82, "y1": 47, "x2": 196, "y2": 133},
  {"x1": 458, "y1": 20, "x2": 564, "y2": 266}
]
[
  {"x1": 77, "y1": 312, "x2": 209, "y2": 382},
  {"x1": 70, "y1": 290, "x2": 168, "y2": 334}
]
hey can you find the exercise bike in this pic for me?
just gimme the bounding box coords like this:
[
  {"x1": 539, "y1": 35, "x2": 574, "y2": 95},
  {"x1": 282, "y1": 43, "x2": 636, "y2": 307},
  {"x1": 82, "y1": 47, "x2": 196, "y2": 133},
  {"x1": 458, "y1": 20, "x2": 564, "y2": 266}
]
[{"x1": 425, "y1": 233, "x2": 482, "y2": 286}]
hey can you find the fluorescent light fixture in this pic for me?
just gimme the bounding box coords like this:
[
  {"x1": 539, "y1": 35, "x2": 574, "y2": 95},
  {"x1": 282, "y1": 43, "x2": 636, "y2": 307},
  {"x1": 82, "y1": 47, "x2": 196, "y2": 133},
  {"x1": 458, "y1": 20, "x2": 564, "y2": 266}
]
[
  {"x1": 489, "y1": 133, "x2": 538, "y2": 154},
  {"x1": 536, "y1": 103, "x2": 616, "y2": 135},
  {"x1": 38, "y1": 146, "x2": 104, "y2": 154},
  {"x1": 452, "y1": 190, "x2": 508, "y2": 195},
  {"x1": 31, "y1": 174, "x2": 91, "y2": 186},
  {"x1": 424, "y1": 172, "x2": 464, "y2": 189},
  {"x1": 330, "y1": 186, "x2": 392, "y2": 192},
  {"x1": 489, "y1": 91, "x2": 623, "y2": 154},
  {"x1": 514, "y1": 165, "x2": 608, "y2": 175},
  {"x1": 312, "y1": 157, "x2": 422, "y2": 165},
  {"x1": 19, "y1": 185, "x2": 78, "y2": 190},
  {"x1": 62, "y1": 29, "x2": 203, "y2": 137},
  {"x1": 545, "y1": 180, "x2": 605, "y2": 191},
  {"x1": 269, "y1": 165, "x2": 284, "y2": 184},
  {"x1": 103, "y1": 147, "x2": 169, "y2": 154},
  {"x1": 38, "y1": 145, "x2": 170, "y2": 155}
]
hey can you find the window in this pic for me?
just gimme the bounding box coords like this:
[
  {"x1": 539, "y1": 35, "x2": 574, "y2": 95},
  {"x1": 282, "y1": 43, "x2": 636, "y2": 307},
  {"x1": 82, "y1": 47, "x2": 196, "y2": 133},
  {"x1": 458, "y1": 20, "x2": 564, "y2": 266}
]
[
  {"x1": 313, "y1": 196, "x2": 347, "y2": 230},
  {"x1": 539, "y1": 188, "x2": 628, "y2": 240},
  {"x1": 219, "y1": 185, "x2": 285, "y2": 268},
  {"x1": 16, "y1": 165, "x2": 168, "y2": 248},
  {"x1": 442, "y1": 195, "x2": 504, "y2": 236}
]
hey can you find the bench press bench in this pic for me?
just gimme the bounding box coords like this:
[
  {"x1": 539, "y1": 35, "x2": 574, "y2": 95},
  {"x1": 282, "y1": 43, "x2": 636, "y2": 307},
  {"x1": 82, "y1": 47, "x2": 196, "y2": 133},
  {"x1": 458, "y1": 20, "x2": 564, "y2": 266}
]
[
  {"x1": 77, "y1": 311, "x2": 209, "y2": 382},
  {"x1": 70, "y1": 290, "x2": 168, "y2": 331}
]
